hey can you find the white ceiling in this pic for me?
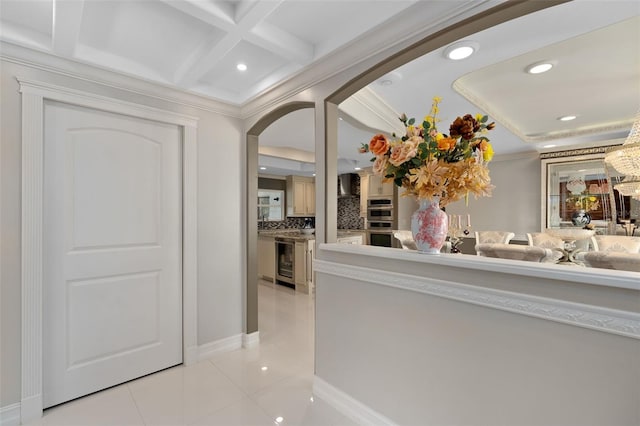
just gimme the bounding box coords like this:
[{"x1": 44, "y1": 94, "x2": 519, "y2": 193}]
[{"x1": 1, "y1": 0, "x2": 639, "y2": 176}]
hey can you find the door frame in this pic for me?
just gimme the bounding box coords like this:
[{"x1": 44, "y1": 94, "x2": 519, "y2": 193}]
[{"x1": 18, "y1": 78, "x2": 199, "y2": 423}]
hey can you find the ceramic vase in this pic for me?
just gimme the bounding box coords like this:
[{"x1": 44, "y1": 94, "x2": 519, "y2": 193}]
[{"x1": 411, "y1": 197, "x2": 448, "y2": 254}]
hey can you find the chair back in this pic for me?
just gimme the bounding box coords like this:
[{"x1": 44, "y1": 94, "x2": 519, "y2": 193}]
[
  {"x1": 526, "y1": 232, "x2": 564, "y2": 249},
  {"x1": 475, "y1": 243, "x2": 553, "y2": 263},
  {"x1": 475, "y1": 231, "x2": 515, "y2": 245},
  {"x1": 574, "y1": 251, "x2": 640, "y2": 272},
  {"x1": 591, "y1": 235, "x2": 640, "y2": 253},
  {"x1": 393, "y1": 230, "x2": 417, "y2": 251}
]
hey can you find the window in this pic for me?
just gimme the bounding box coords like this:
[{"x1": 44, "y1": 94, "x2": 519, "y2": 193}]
[{"x1": 258, "y1": 190, "x2": 284, "y2": 221}]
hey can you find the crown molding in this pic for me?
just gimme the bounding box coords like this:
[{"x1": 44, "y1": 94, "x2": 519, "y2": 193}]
[
  {"x1": 1, "y1": 41, "x2": 241, "y2": 118},
  {"x1": 239, "y1": 1, "x2": 503, "y2": 120},
  {"x1": 453, "y1": 78, "x2": 635, "y2": 144},
  {"x1": 339, "y1": 87, "x2": 404, "y2": 136}
]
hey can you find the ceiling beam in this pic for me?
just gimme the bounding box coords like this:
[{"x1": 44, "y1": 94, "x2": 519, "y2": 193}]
[
  {"x1": 173, "y1": 0, "x2": 313, "y2": 88},
  {"x1": 52, "y1": 0, "x2": 84, "y2": 57},
  {"x1": 159, "y1": 0, "x2": 235, "y2": 31},
  {"x1": 247, "y1": 21, "x2": 313, "y2": 64}
]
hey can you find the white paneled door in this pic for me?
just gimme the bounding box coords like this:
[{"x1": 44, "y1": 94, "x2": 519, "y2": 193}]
[{"x1": 43, "y1": 101, "x2": 183, "y2": 408}]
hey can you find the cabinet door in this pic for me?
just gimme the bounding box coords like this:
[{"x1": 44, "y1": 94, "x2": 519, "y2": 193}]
[
  {"x1": 304, "y1": 182, "x2": 315, "y2": 215},
  {"x1": 293, "y1": 181, "x2": 306, "y2": 215},
  {"x1": 294, "y1": 241, "x2": 306, "y2": 288},
  {"x1": 257, "y1": 238, "x2": 275, "y2": 281},
  {"x1": 368, "y1": 175, "x2": 393, "y2": 197},
  {"x1": 359, "y1": 175, "x2": 368, "y2": 217}
]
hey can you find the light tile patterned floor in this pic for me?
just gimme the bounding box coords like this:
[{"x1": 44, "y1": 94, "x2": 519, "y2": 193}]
[{"x1": 25, "y1": 281, "x2": 356, "y2": 426}]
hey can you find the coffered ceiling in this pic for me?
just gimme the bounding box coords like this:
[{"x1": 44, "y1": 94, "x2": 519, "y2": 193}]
[
  {"x1": 1, "y1": 1, "x2": 639, "y2": 176},
  {"x1": 0, "y1": 0, "x2": 421, "y2": 104}
]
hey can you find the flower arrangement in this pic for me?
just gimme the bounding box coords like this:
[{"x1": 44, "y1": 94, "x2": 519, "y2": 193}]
[{"x1": 360, "y1": 97, "x2": 496, "y2": 207}]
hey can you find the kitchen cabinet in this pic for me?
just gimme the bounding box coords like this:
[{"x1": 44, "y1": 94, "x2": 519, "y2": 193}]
[
  {"x1": 368, "y1": 174, "x2": 394, "y2": 198},
  {"x1": 337, "y1": 234, "x2": 364, "y2": 245},
  {"x1": 294, "y1": 239, "x2": 315, "y2": 294},
  {"x1": 257, "y1": 235, "x2": 275, "y2": 282},
  {"x1": 358, "y1": 171, "x2": 369, "y2": 218},
  {"x1": 287, "y1": 175, "x2": 315, "y2": 216}
]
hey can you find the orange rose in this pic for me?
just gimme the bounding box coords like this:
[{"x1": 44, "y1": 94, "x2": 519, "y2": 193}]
[
  {"x1": 437, "y1": 137, "x2": 457, "y2": 151},
  {"x1": 476, "y1": 140, "x2": 488, "y2": 151},
  {"x1": 369, "y1": 134, "x2": 390, "y2": 157}
]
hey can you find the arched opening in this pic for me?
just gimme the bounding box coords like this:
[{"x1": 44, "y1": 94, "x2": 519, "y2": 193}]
[{"x1": 245, "y1": 101, "x2": 314, "y2": 335}]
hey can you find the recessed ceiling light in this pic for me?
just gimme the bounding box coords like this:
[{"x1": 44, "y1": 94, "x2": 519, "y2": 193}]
[
  {"x1": 444, "y1": 41, "x2": 478, "y2": 60},
  {"x1": 236, "y1": 63, "x2": 247, "y2": 71},
  {"x1": 558, "y1": 115, "x2": 577, "y2": 121},
  {"x1": 543, "y1": 144, "x2": 557, "y2": 148},
  {"x1": 354, "y1": 167, "x2": 361, "y2": 171},
  {"x1": 259, "y1": 167, "x2": 266, "y2": 170},
  {"x1": 261, "y1": 366, "x2": 268, "y2": 371},
  {"x1": 526, "y1": 61, "x2": 554, "y2": 74},
  {"x1": 379, "y1": 79, "x2": 393, "y2": 86},
  {"x1": 275, "y1": 417, "x2": 284, "y2": 423}
]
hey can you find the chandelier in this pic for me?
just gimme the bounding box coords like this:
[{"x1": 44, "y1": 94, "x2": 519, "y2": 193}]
[{"x1": 604, "y1": 112, "x2": 640, "y2": 200}]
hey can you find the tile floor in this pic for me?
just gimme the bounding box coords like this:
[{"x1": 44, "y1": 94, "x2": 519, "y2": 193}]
[{"x1": 25, "y1": 281, "x2": 356, "y2": 426}]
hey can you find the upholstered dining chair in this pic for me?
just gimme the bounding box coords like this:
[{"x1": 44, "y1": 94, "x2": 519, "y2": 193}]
[
  {"x1": 474, "y1": 231, "x2": 515, "y2": 255},
  {"x1": 526, "y1": 232, "x2": 565, "y2": 263},
  {"x1": 590, "y1": 235, "x2": 640, "y2": 253},
  {"x1": 475, "y1": 243, "x2": 555, "y2": 263},
  {"x1": 475, "y1": 231, "x2": 516, "y2": 244},
  {"x1": 574, "y1": 251, "x2": 640, "y2": 272},
  {"x1": 393, "y1": 230, "x2": 417, "y2": 251}
]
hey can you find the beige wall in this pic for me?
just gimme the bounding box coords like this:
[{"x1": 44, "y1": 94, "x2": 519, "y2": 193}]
[
  {"x1": 447, "y1": 153, "x2": 541, "y2": 238},
  {"x1": 315, "y1": 247, "x2": 640, "y2": 425},
  {"x1": 0, "y1": 58, "x2": 244, "y2": 407}
]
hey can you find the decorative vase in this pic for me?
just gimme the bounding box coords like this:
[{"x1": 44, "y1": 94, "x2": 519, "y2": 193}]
[
  {"x1": 571, "y1": 209, "x2": 591, "y2": 227},
  {"x1": 411, "y1": 197, "x2": 448, "y2": 254}
]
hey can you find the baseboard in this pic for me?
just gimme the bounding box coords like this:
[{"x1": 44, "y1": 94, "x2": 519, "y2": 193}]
[
  {"x1": 312, "y1": 376, "x2": 397, "y2": 426},
  {"x1": 197, "y1": 334, "x2": 242, "y2": 362},
  {"x1": 0, "y1": 403, "x2": 21, "y2": 426},
  {"x1": 242, "y1": 331, "x2": 260, "y2": 348}
]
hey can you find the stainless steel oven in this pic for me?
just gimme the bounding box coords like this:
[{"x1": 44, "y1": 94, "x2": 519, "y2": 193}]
[
  {"x1": 367, "y1": 198, "x2": 394, "y2": 222},
  {"x1": 275, "y1": 238, "x2": 295, "y2": 288},
  {"x1": 366, "y1": 198, "x2": 396, "y2": 247}
]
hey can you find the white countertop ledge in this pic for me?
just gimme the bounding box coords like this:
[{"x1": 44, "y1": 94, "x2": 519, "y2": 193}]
[{"x1": 317, "y1": 243, "x2": 640, "y2": 291}]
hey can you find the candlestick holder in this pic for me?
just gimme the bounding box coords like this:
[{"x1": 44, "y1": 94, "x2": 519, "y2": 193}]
[{"x1": 447, "y1": 214, "x2": 472, "y2": 253}]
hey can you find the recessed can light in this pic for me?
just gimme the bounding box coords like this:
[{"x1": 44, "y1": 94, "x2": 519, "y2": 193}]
[
  {"x1": 526, "y1": 61, "x2": 554, "y2": 74},
  {"x1": 543, "y1": 144, "x2": 557, "y2": 148},
  {"x1": 236, "y1": 63, "x2": 247, "y2": 71},
  {"x1": 354, "y1": 167, "x2": 361, "y2": 171},
  {"x1": 558, "y1": 115, "x2": 577, "y2": 121},
  {"x1": 259, "y1": 167, "x2": 266, "y2": 170},
  {"x1": 444, "y1": 41, "x2": 479, "y2": 60}
]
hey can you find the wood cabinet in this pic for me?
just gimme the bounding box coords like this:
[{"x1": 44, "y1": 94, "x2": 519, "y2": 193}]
[
  {"x1": 286, "y1": 175, "x2": 315, "y2": 216},
  {"x1": 358, "y1": 171, "x2": 369, "y2": 218},
  {"x1": 257, "y1": 236, "x2": 275, "y2": 282},
  {"x1": 294, "y1": 239, "x2": 315, "y2": 294},
  {"x1": 367, "y1": 174, "x2": 393, "y2": 198},
  {"x1": 337, "y1": 234, "x2": 364, "y2": 245}
]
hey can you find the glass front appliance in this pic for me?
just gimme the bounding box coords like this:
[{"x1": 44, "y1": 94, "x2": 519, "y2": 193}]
[
  {"x1": 275, "y1": 239, "x2": 295, "y2": 288},
  {"x1": 369, "y1": 231, "x2": 393, "y2": 247}
]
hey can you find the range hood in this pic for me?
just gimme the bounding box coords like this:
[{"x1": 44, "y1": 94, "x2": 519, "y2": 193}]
[{"x1": 338, "y1": 173, "x2": 357, "y2": 198}]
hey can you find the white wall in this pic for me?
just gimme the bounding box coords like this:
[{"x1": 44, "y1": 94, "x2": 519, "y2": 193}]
[
  {"x1": 447, "y1": 153, "x2": 541, "y2": 239},
  {"x1": 314, "y1": 246, "x2": 640, "y2": 425},
  {"x1": 0, "y1": 57, "x2": 244, "y2": 407}
]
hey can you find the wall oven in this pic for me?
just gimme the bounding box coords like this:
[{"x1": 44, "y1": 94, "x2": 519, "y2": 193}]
[{"x1": 366, "y1": 198, "x2": 396, "y2": 248}]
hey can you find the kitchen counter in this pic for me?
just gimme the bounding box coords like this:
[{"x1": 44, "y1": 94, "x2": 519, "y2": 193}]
[
  {"x1": 258, "y1": 229, "x2": 366, "y2": 241},
  {"x1": 258, "y1": 229, "x2": 316, "y2": 241}
]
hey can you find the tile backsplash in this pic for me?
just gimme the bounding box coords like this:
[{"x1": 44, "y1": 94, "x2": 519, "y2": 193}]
[
  {"x1": 338, "y1": 197, "x2": 364, "y2": 230},
  {"x1": 259, "y1": 216, "x2": 312, "y2": 230}
]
